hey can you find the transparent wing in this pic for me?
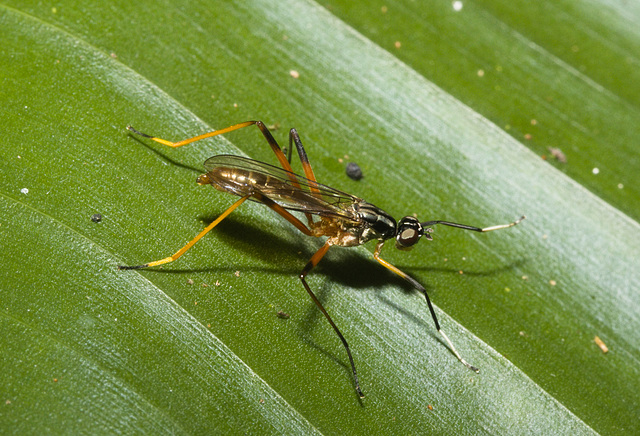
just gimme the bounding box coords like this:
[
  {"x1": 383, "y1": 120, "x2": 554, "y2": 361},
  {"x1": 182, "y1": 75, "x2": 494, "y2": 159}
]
[{"x1": 203, "y1": 155, "x2": 361, "y2": 221}]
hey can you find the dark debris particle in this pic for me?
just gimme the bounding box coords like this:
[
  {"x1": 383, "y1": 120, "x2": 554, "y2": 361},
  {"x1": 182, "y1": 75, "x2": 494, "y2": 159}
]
[
  {"x1": 91, "y1": 213, "x2": 102, "y2": 223},
  {"x1": 277, "y1": 310, "x2": 290, "y2": 319},
  {"x1": 346, "y1": 162, "x2": 363, "y2": 180}
]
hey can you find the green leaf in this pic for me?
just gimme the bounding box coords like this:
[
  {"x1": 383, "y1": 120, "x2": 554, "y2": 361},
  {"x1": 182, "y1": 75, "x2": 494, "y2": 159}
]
[{"x1": 1, "y1": 0, "x2": 637, "y2": 434}]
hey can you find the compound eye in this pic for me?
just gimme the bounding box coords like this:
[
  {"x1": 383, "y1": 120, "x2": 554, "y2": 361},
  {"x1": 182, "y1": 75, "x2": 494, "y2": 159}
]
[
  {"x1": 398, "y1": 228, "x2": 420, "y2": 246},
  {"x1": 396, "y1": 217, "x2": 423, "y2": 249}
]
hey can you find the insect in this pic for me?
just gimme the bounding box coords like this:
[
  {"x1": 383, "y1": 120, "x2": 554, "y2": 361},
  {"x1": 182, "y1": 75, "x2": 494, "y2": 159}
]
[{"x1": 119, "y1": 120, "x2": 525, "y2": 398}]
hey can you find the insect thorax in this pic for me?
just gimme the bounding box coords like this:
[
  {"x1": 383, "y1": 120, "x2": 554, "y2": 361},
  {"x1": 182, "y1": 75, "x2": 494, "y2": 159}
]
[
  {"x1": 355, "y1": 202, "x2": 397, "y2": 240},
  {"x1": 327, "y1": 202, "x2": 397, "y2": 247}
]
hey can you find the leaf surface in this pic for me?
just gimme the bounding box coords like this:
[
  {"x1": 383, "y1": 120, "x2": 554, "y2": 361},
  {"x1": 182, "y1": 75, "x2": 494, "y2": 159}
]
[{"x1": 1, "y1": 1, "x2": 638, "y2": 434}]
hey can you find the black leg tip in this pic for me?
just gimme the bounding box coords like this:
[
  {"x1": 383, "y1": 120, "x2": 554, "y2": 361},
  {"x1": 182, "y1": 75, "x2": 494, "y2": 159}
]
[
  {"x1": 117, "y1": 264, "x2": 148, "y2": 270},
  {"x1": 126, "y1": 125, "x2": 152, "y2": 138}
]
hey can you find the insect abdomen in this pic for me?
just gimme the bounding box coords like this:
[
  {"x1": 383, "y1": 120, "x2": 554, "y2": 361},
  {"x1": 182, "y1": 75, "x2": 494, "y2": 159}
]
[{"x1": 201, "y1": 167, "x2": 291, "y2": 198}]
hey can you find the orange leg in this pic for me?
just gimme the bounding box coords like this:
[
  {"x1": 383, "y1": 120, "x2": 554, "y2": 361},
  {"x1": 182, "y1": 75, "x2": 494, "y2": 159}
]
[
  {"x1": 127, "y1": 121, "x2": 296, "y2": 173},
  {"x1": 373, "y1": 241, "x2": 479, "y2": 373},
  {"x1": 127, "y1": 121, "x2": 320, "y2": 224},
  {"x1": 299, "y1": 241, "x2": 364, "y2": 398},
  {"x1": 118, "y1": 195, "x2": 249, "y2": 270}
]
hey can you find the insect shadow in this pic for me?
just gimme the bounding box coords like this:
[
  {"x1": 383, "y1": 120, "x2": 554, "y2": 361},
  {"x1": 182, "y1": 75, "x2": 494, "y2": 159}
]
[{"x1": 182, "y1": 211, "x2": 527, "y2": 385}]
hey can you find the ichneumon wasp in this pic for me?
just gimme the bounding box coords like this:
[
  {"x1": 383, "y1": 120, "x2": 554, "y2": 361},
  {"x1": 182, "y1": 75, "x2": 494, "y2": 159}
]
[{"x1": 119, "y1": 120, "x2": 525, "y2": 398}]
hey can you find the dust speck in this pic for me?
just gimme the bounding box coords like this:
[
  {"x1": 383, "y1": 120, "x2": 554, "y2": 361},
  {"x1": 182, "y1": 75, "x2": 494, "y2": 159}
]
[{"x1": 594, "y1": 336, "x2": 609, "y2": 353}]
